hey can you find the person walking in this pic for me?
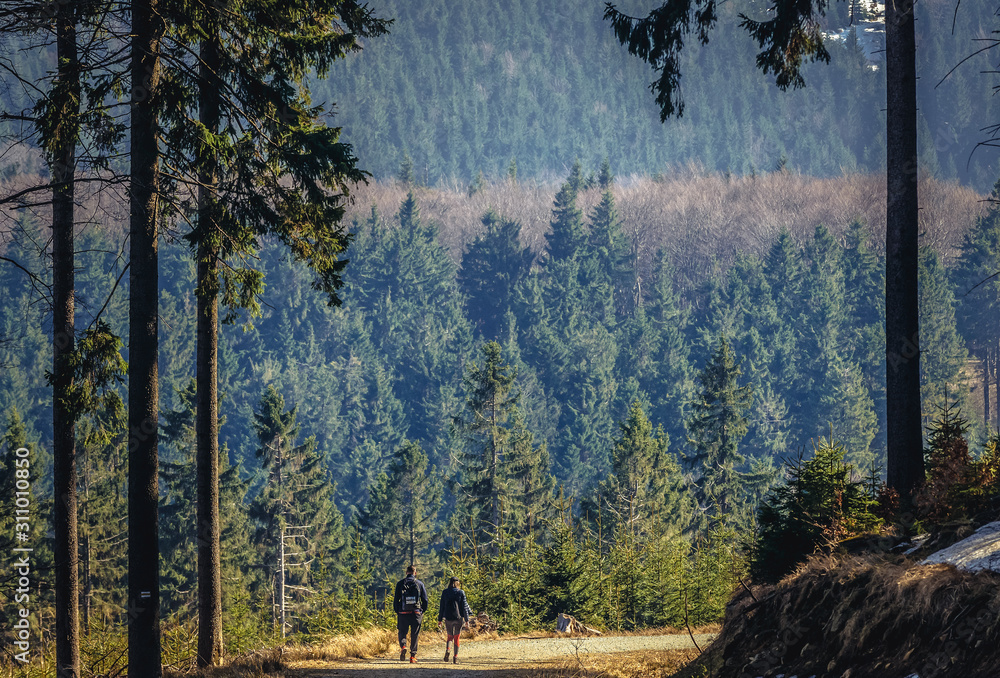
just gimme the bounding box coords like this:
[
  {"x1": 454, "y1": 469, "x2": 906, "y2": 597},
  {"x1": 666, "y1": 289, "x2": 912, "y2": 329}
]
[
  {"x1": 437, "y1": 577, "x2": 472, "y2": 664},
  {"x1": 393, "y1": 565, "x2": 429, "y2": 663}
]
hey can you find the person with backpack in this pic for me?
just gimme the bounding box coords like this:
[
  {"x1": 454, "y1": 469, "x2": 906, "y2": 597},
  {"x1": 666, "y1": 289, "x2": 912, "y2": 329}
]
[
  {"x1": 437, "y1": 577, "x2": 473, "y2": 664},
  {"x1": 393, "y1": 565, "x2": 429, "y2": 663}
]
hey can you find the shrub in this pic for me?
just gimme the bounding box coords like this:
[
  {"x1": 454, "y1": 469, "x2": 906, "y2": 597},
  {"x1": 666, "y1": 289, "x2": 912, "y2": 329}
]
[{"x1": 752, "y1": 437, "x2": 882, "y2": 583}]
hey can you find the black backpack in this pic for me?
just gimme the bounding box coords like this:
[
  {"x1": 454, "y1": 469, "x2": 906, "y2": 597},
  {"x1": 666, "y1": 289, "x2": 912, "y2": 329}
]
[
  {"x1": 400, "y1": 578, "x2": 420, "y2": 612},
  {"x1": 444, "y1": 589, "x2": 462, "y2": 620}
]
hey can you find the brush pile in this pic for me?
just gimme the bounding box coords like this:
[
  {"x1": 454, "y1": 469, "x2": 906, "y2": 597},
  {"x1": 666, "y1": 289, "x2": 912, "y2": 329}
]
[
  {"x1": 470, "y1": 611, "x2": 498, "y2": 634},
  {"x1": 555, "y1": 613, "x2": 602, "y2": 635}
]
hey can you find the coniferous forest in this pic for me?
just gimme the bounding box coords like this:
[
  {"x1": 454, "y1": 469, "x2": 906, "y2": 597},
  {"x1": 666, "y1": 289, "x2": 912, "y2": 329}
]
[{"x1": 3, "y1": 0, "x2": 1000, "y2": 675}]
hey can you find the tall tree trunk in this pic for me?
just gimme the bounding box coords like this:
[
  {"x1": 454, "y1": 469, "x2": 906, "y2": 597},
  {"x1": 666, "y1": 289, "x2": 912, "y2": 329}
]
[
  {"x1": 984, "y1": 352, "x2": 991, "y2": 428},
  {"x1": 196, "y1": 27, "x2": 223, "y2": 668},
  {"x1": 986, "y1": 346, "x2": 1000, "y2": 428},
  {"x1": 52, "y1": 2, "x2": 80, "y2": 674},
  {"x1": 128, "y1": 0, "x2": 163, "y2": 674},
  {"x1": 884, "y1": 0, "x2": 923, "y2": 502},
  {"x1": 275, "y1": 439, "x2": 286, "y2": 637},
  {"x1": 278, "y1": 520, "x2": 286, "y2": 637}
]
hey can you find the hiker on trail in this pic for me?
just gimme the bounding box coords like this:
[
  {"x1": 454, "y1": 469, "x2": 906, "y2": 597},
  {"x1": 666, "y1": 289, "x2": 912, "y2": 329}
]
[
  {"x1": 438, "y1": 577, "x2": 473, "y2": 664},
  {"x1": 393, "y1": 564, "x2": 429, "y2": 663}
]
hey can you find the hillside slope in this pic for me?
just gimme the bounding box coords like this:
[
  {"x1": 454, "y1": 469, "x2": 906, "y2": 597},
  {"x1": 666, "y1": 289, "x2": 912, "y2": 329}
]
[
  {"x1": 320, "y1": 0, "x2": 999, "y2": 189},
  {"x1": 689, "y1": 555, "x2": 1000, "y2": 678}
]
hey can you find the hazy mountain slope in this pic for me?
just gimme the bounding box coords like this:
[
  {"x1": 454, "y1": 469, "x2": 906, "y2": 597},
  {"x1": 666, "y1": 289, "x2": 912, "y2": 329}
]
[{"x1": 317, "y1": 0, "x2": 999, "y2": 189}]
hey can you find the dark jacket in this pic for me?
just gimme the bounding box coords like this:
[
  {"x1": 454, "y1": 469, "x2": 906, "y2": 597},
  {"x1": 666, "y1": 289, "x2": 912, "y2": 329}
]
[
  {"x1": 393, "y1": 575, "x2": 429, "y2": 615},
  {"x1": 438, "y1": 586, "x2": 472, "y2": 622}
]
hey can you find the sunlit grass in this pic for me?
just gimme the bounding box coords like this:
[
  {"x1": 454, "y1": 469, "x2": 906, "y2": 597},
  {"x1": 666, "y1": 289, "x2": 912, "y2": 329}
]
[{"x1": 511, "y1": 649, "x2": 701, "y2": 678}]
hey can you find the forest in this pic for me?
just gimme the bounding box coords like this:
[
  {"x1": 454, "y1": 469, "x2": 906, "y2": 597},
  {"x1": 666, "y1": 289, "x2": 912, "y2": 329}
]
[
  {"x1": 318, "y1": 0, "x2": 999, "y2": 190},
  {"x1": 3, "y1": 0, "x2": 1000, "y2": 675},
  {"x1": 4, "y1": 162, "x2": 1000, "y2": 664}
]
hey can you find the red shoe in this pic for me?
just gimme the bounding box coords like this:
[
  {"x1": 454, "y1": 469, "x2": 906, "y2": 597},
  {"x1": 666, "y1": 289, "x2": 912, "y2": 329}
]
[
  {"x1": 399, "y1": 648, "x2": 407, "y2": 661},
  {"x1": 410, "y1": 655, "x2": 418, "y2": 664}
]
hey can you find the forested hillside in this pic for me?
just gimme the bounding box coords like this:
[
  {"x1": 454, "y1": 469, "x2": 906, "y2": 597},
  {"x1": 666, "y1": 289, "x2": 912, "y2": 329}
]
[
  {"x1": 7, "y1": 0, "x2": 1000, "y2": 673},
  {"x1": 3, "y1": 165, "x2": 1000, "y2": 640},
  {"x1": 320, "y1": 0, "x2": 999, "y2": 190}
]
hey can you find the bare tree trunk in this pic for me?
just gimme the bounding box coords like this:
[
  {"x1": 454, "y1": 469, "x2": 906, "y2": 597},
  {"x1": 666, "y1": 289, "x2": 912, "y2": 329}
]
[
  {"x1": 986, "y1": 346, "x2": 1000, "y2": 427},
  {"x1": 276, "y1": 440, "x2": 286, "y2": 637},
  {"x1": 984, "y1": 352, "x2": 991, "y2": 428},
  {"x1": 278, "y1": 520, "x2": 286, "y2": 637},
  {"x1": 195, "y1": 26, "x2": 223, "y2": 668},
  {"x1": 128, "y1": 0, "x2": 163, "y2": 674},
  {"x1": 884, "y1": 0, "x2": 923, "y2": 502},
  {"x1": 52, "y1": 3, "x2": 80, "y2": 674}
]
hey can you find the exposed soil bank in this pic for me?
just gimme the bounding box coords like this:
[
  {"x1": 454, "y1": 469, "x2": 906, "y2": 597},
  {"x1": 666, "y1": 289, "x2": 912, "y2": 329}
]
[{"x1": 688, "y1": 555, "x2": 1000, "y2": 678}]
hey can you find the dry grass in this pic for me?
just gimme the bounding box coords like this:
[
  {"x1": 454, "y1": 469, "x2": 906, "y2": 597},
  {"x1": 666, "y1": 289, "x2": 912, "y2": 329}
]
[
  {"x1": 511, "y1": 649, "x2": 701, "y2": 678},
  {"x1": 161, "y1": 627, "x2": 394, "y2": 678},
  {"x1": 282, "y1": 627, "x2": 395, "y2": 666},
  {"x1": 163, "y1": 648, "x2": 286, "y2": 678}
]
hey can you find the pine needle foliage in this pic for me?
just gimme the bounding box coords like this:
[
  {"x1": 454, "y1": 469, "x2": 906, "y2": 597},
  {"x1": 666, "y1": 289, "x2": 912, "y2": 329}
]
[{"x1": 753, "y1": 437, "x2": 882, "y2": 584}]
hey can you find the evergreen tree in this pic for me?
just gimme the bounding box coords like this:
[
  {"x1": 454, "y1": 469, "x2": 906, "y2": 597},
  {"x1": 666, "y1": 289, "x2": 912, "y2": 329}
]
[
  {"x1": 586, "y1": 188, "x2": 635, "y2": 319},
  {"x1": 686, "y1": 337, "x2": 753, "y2": 519},
  {"x1": 753, "y1": 438, "x2": 881, "y2": 583},
  {"x1": 641, "y1": 251, "x2": 694, "y2": 446},
  {"x1": 159, "y1": 380, "x2": 251, "y2": 618},
  {"x1": 76, "y1": 415, "x2": 128, "y2": 629},
  {"x1": 346, "y1": 193, "x2": 472, "y2": 459},
  {"x1": 546, "y1": 161, "x2": 587, "y2": 262},
  {"x1": 842, "y1": 220, "x2": 886, "y2": 454},
  {"x1": 597, "y1": 157, "x2": 614, "y2": 189},
  {"x1": 358, "y1": 441, "x2": 442, "y2": 577},
  {"x1": 458, "y1": 210, "x2": 534, "y2": 339},
  {"x1": 453, "y1": 341, "x2": 551, "y2": 549},
  {"x1": 919, "y1": 247, "x2": 970, "y2": 420},
  {"x1": 158, "y1": 1, "x2": 389, "y2": 656},
  {"x1": 0, "y1": 409, "x2": 48, "y2": 612},
  {"x1": 501, "y1": 408, "x2": 555, "y2": 538},
  {"x1": 250, "y1": 386, "x2": 344, "y2": 636},
  {"x1": 953, "y1": 183, "x2": 1000, "y2": 429},
  {"x1": 607, "y1": 0, "x2": 924, "y2": 500},
  {"x1": 591, "y1": 401, "x2": 691, "y2": 538}
]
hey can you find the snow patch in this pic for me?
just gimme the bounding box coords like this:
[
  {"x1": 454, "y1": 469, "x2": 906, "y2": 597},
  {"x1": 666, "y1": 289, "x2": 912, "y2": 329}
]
[{"x1": 922, "y1": 521, "x2": 1000, "y2": 572}]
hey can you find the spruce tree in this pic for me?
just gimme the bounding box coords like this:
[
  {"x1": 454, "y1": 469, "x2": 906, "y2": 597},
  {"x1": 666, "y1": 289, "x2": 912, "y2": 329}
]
[
  {"x1": 586, "y1": 187, "x2": 635, "y2": 319},
  {"x1": 642, "y1": 251, "x2": 694, "y2": 446},
  {"x1": 358, "y1": 441, "x2": 442, "y2": 576},
  {"x1": 607, "y1": 0, "x2": 923, "y2": 499},
  {"x1": 593, "y1": 401, "x2": 691, "y2": 538},
  {"x1": 843, "y1": 220, "x2": 886, "y2": 452},
  {"x1": 919, "y1": 247, "x2": 969, "y2": 420},
  {"x1": 76, "y1": 415, "x2": 128, "y2": 629},
  {"x1": 159, "y1": 2, "x2": 389, "y2": 657},
  {"x1": 458, "y1": 210, "x2": 534, "y2": 339},
  {"x1": 347, "y1": 193, "x2": 472, "y2": 458},
  {"x1": 501, "y1": 409, "x2": 555, "y2": 538},
  {"x1": 953, "y1": 183, "x2": 1000, "y2": 428},
  {"x1": 686, "y1": 337, "x2": 753, "y2": 519},
  {"x1": 250, "y1": 386, "x2": 344, "y2": 636},
  {"x1": 546, "y1": 161, "x2": 587, "y2": 262},
  {"x1": 0, "y1": 409, "x2": 49, "y2": 614},
  {"x1": 453, "y1": 341, "x2": 551, "y2": 549}
]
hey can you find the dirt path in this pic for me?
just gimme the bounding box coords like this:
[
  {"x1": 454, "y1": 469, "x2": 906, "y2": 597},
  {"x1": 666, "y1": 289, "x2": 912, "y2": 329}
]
[{"x1": 292, "y1": 633, "x2": 715, "y2": 678}]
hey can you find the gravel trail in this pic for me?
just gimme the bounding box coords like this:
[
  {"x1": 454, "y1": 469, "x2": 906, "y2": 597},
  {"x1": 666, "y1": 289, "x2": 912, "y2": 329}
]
[{"x1": 293, "y1": 633, "x2": 715, "y2": 678}]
